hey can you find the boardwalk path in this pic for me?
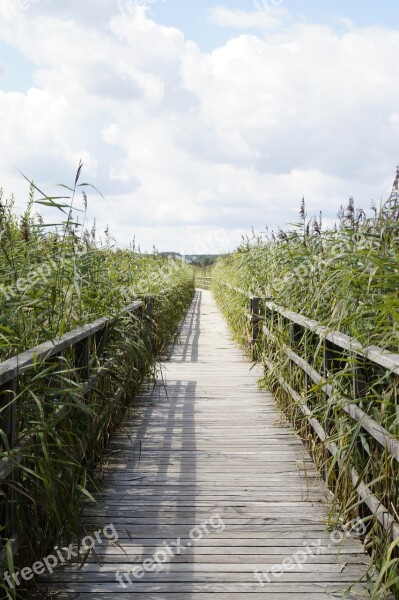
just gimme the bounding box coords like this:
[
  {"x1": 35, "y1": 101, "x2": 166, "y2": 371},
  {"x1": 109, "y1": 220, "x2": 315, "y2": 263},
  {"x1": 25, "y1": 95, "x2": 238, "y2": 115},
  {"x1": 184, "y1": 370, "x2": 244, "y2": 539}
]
[{"x1": 41, "y1": 290, "x2": 370, "y2": 599}]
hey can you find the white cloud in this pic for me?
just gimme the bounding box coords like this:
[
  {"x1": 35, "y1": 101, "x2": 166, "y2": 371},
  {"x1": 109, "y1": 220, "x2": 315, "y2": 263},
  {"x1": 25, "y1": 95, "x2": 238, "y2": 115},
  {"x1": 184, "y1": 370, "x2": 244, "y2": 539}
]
[
  {"x1": 208, "y1": 6, "x2": 289, "y2": 30},
  {"x1": 0, "y1": 4, "x2": 397, "y2": 251}
]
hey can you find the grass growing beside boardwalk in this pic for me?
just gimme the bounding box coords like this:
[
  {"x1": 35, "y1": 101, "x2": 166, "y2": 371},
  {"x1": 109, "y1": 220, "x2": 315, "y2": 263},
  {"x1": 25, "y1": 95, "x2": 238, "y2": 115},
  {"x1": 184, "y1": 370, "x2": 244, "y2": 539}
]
[
  {"x1": 0, "y1": 169, "x2": 194, "y2": 598},
  {"x1": 0, "y1": 190, "x2": 192, "y2": 360},
  {"x1": 212, "y1": 179, "x2": 399, "y2": 599}
]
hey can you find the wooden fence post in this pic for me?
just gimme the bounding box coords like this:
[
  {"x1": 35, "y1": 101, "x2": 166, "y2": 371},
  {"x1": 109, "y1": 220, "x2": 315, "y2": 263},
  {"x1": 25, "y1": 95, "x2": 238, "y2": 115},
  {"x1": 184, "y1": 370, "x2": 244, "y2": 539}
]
[
  {"x1": 290, "y1": 323, "x2": 302, "y2": 388},
  {"x1": 0, "y1": 379, "x2": 17, "y2": 540},
  {"x1": 0, "y1": 380, "x2": 16, "y2": 450},
  {"x1": 322, "y1": 339, "x2": 338, "y2": 484},
  {"x1": 323, "y1": 339, "x2": 334, "y2": 378},
  {"x1": 323, "y1": 339, "x2": 338, "y2": 402},
  {"x1": 353, "y1": 355, "x2": 371, "y2": 534},
  {"x1": 353, "y1": 357, "x2": 367, "y2": 400},
  {"x1": 95, "y1": 326, "x2": 108, "y2": 359},
  {"x1": 250, "y1": 296, "x2": 261, "y2": 360},
  {"x1": 75, "y1": 338, "x2": 90, "y2": 381},
  {"x1": 145, "y1": 297, "x2": 154, "y2": 335},
  {"x1": 143, "y1": 297, "x2": 155, "y2": 352}
]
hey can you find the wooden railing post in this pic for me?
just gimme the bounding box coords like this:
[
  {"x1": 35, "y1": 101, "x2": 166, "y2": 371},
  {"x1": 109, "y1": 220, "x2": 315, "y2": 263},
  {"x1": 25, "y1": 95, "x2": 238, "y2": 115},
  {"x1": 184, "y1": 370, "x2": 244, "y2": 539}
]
[
  {"x1": 143, "y1": 296, "x2": 155, "y2": 352},
  {"x1": 0, "y1": 379, "x2": 17, "y2": 541},
  {"x1": 290, "y1": 323, "x2": 302, "y2": 388},
  {"x1": 353, "y1": 355, "x2": 370, "y2": 534},
  {"x1": 323, "y1": 339, "x2": 338, "y2": 404},
  {"x1": 95, "y1": 325, "x2": 108, "y2": 359},
  {"x1": 353, "y1": 357, "x2": 367, "y2": 400},
  {"x1": 0, "y1": 380, "x2": 16, "y2": 449},
  {"x1": 324, "y1": 339, "x2": 335, "y2": 378},
  {"x1": 250, "y1": 296, "x2": 261, "y2": 360},
  {"x1": 75, "y1": 338, "x2": 90, "y2": 381},
  {"x1": 145, "y1": 297, "x2": 155, "y2": 335}
]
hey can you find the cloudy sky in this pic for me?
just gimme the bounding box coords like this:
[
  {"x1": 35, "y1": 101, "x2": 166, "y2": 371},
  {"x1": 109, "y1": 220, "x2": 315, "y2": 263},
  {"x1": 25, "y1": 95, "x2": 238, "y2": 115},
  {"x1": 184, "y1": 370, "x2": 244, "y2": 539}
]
[{"x1": 0, "y1": 0, "x2": 398, "y2": 253}]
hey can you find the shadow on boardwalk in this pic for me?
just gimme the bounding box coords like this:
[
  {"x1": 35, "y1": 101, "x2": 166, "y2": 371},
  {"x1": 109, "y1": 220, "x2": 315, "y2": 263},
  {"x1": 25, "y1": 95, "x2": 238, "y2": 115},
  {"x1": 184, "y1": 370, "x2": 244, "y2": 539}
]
[{"x1": 36, "y1": 290, "x2": 371, "y2": 599}]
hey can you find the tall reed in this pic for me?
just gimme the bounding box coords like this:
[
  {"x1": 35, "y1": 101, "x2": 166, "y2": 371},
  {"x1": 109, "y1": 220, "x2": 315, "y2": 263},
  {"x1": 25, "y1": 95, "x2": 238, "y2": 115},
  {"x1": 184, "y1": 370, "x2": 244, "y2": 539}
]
[
  {"x1": 212, "y1": 173, "x2": 399, "y2": 598},
  {"x1": 0, "y1": 167, "x2": 194, "y2": 598}
]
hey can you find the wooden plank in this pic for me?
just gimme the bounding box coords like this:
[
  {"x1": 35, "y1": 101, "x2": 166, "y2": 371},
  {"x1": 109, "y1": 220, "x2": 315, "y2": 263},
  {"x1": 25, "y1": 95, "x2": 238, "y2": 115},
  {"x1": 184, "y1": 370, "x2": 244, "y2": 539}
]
[
  {"x1": 32, "y1": 592, "x2": 368, "y2": 600},
  {"x1": 36, "y1": 582, "x2": 370, "y2": 593}
]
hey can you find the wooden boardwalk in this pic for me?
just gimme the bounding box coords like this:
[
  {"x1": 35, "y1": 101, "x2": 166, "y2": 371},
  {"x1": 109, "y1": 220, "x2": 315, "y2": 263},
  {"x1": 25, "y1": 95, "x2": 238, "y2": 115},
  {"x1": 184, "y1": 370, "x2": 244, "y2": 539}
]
[{"x1": 40, "y1": 290, "x2": 371, "y2": 599}]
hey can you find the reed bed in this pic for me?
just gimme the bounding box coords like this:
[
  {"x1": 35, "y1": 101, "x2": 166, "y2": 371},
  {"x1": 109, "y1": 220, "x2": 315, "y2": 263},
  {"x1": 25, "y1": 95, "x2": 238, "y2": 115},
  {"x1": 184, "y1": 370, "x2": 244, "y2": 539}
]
[
  {"x1": 212, "y1": 177, "x2": 399, "y2": 598},
  {"x1": 0, "y1": 169, "x2": 194, "y2": 598}
]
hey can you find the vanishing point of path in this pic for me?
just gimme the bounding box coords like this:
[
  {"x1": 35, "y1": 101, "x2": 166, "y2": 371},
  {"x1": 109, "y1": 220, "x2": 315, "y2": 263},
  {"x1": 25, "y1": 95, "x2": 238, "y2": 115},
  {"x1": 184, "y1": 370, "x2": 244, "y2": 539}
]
[{"x1": 40, "y1": 290, "x2": 371, "y2": 599}]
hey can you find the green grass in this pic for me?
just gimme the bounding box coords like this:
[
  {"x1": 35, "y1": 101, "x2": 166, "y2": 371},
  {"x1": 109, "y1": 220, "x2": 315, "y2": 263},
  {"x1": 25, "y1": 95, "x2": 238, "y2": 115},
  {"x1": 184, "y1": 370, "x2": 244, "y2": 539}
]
[{"x1": 0, "y1": 167, "x2": 194, "y2": 598}]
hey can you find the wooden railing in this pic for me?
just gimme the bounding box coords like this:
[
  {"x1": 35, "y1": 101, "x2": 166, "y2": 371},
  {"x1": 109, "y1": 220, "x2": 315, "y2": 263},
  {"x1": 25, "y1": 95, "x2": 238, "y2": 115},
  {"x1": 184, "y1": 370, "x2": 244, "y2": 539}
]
[
  {"x1": 220, "y1": 282, "x2": 399, "y2": 542},
  {"x1": 195, "y1": 276, "x2": 212, "y2": 290},
  {"x1": 0, "y1": 297, "x2": 154, "y2": 560}
]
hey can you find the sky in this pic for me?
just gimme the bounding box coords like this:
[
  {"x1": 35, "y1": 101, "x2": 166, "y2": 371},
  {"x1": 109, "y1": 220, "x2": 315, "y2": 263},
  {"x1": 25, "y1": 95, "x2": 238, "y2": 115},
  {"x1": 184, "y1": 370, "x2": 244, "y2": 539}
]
[{"x1": 0, "y1": 0, "x2": 398, "y2": 254}]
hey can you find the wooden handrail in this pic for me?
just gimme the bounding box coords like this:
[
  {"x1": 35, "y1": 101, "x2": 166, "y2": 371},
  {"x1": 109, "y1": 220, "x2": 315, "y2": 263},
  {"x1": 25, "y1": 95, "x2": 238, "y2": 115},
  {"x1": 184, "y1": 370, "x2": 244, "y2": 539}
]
[
  {"x1": 0, "y1": 301, "x2": 142, "y2": 387},
  {"x1": 195, "y1": 276, "x2": 212, "y2": 289},
  {"x1": 263, "y1": 324, "x2": 399, "y2": 463},
  {"x1": 264, "y1": 300, "x2": 399, "y2": 375},
  {"x1": 219, "y1": 280, "x2": 399, "y2": 372},
  {"x1": 217, "y1": 280, "x2": 399, "y2": 540},
  {"x1": 0, "y1": 297, "x2": 154, "y2": 561}
]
